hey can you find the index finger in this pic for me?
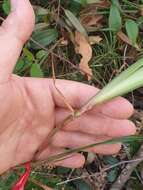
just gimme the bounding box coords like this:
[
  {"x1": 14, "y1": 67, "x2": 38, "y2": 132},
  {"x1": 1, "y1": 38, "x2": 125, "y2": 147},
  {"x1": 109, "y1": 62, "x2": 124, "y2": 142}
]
[{"x1": 49, "y1": 79, "x2": 134, "y2": 119}]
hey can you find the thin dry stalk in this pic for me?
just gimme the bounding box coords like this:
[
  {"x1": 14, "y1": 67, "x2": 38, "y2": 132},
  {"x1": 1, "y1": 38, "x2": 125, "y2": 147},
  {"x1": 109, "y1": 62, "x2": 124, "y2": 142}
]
[
  {"x1": 51, "y1": 53, "x2": 75, "y2": 113},
  {"x1": 110, "y1": 143, "x2": 143, "y2": 190},
  {"x1": 30, "y1": 178, "x2": 53, "y2": 190},
  {"x1": 57, "y1": 157, "x2": 143, "y2": 186}
]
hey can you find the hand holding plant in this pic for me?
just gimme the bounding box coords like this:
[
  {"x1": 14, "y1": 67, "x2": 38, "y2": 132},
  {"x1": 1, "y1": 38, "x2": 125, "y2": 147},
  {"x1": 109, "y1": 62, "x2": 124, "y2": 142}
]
[{"x1": 0, "y1": 0, "x2": 136, "y2": 175}]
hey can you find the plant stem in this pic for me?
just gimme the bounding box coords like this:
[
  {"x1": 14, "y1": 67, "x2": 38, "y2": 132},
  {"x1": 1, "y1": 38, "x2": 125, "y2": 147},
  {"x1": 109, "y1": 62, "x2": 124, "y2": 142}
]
[{"x1": 31, "y1": 136, "x2": 143, "y2": 168}]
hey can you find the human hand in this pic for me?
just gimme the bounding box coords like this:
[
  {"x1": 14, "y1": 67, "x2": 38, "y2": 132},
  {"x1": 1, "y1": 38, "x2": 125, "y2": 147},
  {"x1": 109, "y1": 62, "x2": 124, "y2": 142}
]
[{"x1": 0, "y1": 0, "x2": 136, "y2": 174}]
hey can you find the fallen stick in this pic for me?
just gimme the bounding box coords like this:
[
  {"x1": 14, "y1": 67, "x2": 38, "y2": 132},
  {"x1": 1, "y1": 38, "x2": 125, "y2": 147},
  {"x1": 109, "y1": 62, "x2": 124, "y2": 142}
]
[{"x1": 110, "y1": 143, "x2": 143, "y2": 190}]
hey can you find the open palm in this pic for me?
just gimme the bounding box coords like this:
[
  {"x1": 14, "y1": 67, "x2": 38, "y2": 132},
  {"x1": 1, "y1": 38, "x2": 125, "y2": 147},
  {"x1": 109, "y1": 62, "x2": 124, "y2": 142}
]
[{"x1": 0, "y1": 0, "x2": 136, "y2": 174}]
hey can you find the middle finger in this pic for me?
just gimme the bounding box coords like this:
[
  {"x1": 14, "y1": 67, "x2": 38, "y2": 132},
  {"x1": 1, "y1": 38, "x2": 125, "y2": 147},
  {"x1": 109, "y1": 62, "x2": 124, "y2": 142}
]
[{"x1": 55, "y1": 108, "x2": 136, "y2": 137}]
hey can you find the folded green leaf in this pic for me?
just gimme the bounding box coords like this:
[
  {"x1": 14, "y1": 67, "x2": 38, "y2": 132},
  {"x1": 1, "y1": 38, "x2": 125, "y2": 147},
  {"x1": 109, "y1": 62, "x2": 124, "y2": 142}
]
[
  {"x1": 111, "y1": 0, "x2": 120, "y2": 7},
  {"x1": 125, "y1": 19, "x2": 139, "y2": 46},
  {"x1": 30, "y1": 63, "x2": 44, "y2": 78},
  {"x1": 109, "y1": 4, "x2": 122, "y2": 32},
  {"x1": 31, "y1": 28, "x2": 58, "y2": 50},
  {"x1": 64, "y1": 9, "x2": 88, "y2": 37}
]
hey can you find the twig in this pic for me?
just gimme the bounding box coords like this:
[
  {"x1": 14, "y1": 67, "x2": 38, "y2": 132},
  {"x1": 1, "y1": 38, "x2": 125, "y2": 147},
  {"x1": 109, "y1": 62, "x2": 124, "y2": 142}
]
[
  {"x1": 31, "y1": 38, "x2": 75, "y2": 114},
  {"x1": 110, "y1": 143, "x2": 143, "y2": 190},
  {"x1": 117, "y1": 45, "x2": 128, "y2": 74},
  {"x1": 35, "y1": 54, "x2": 75, "y2": 155},
  {"x1": 30, "y1": 38, "x2": 95, "y2": 148},
  {"x1": 123, "y1": 144, "x2": 143, "y2": 185},
  {"x1": 30, "y1": 178, "x2": 53, "y2": 190},
  {"x1": 30, "y1": 136, "x2": 143, "y2": 168},
  {"x1": 30, "y1": 38, "x2": 93, "y2": 81},
  {"x1": 31, "y1": 171, "x2": 60, "y2": 177},
  {"x1": 30, "y1": 37, "x2": 61, "y2": 56},
  {"x1": 0, "y1": 16, "x2": 4, "y2": 21},
  {"x1": 51, "y1": 53, "x2": 74, "y2": 113},
  {"x1": 57, "y1": 157, "x2": 143, "y2": 186},
  {"x1": 55, "y1": 0, "x2": 61, "y2": 27}
]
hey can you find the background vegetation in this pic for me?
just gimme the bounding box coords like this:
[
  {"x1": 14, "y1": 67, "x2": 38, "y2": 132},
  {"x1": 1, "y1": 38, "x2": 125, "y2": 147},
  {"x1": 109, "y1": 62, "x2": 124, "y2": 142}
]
[{"x1": 1, "y1": 0, "x2": 143, "y2": 189}]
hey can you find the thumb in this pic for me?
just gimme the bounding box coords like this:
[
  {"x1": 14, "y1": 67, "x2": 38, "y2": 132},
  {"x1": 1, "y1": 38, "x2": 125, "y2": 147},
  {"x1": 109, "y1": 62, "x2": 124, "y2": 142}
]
[{"x1": 0, "y1": 0, "x2": 35, "y2": 83}]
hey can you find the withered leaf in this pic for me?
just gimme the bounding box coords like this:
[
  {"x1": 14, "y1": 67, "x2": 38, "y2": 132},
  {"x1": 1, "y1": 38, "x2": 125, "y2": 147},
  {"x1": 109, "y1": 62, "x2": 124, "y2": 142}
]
[
  {"x1": 117, "y1": 31, "x2": 132, "y2": 46},
  {"x1": 75, "y1": 31, "x2": 93, "y2": 80},
  {"x1": 89, "y1": 35, "x2": 102, "y2": 45},
  {"x1": 81, "y1": 15, "x2": 103, "y2": 28}
]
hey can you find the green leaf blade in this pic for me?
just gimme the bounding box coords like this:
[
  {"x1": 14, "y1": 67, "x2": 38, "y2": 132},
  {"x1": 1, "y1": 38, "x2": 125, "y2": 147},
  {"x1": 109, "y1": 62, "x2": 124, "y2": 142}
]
[
  {"x1": 23, "y1": 48, "x2": 34, "y2": 62},
  {"x1": 84, "y1": 58, "x2": 143, "y2": 106},
  {"x1": 43, "y1": 135, "x2": 143, "y2": 164},
  {"x1": 77, "y1": 58, "x2": 143, "y2": 115},
  {"x1": 125, "y1": 19, "x2": 139, "y2": 46},
  {"x1": 31, "y1": 28, "x2": 58, "y2": 49},
  {"x1": 109, "y1": 4, "x2": 122, "y2": 32},
  {"x1": 30, "y1": 63, "x2": 44, "y2": 78},
  {"x1": 2, "y1": 0, "x2": 10, "y2": 15},
  {"x1": 73, "y1": 0, "x2": 87, "y2": 6}
]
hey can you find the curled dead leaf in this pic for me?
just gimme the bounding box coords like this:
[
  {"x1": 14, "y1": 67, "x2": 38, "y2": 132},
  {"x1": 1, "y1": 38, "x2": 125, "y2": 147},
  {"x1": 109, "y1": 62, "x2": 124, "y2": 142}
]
[
  {"x1": 81, "y1": 15, "x2": 103, "y2": 28},
  {"x1": 89, "y1": 36, "x2": 102, "y2": 45},
  {"x1": 81, "y1": 1, "x2": 110, "y2": 11},
  {"x1": 117, "y1": 31, "x2": 140, "y2": 50},
  {"x1": 80, "y1": 2, "x2": 107, "y2": 30},
  {"x1": 75, "y1": 31, "x2": 93, "y2": 80},
  {"x1": 93, "y1": 0, "x2": 111, "y2": 8},
  {"x1": 117, "y1": 31, "x2": 132, "y2": 46}
]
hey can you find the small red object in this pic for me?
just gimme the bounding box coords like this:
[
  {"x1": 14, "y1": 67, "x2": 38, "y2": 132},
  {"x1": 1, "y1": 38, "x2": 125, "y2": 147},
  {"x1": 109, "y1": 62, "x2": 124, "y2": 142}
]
[{"x1": 12, "y1": 163, "x2": 31, "y2": 190}]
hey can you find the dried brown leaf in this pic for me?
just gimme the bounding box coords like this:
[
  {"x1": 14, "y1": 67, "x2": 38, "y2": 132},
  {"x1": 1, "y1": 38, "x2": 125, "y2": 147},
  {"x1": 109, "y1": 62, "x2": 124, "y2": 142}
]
[
  {"x1": 89, "y1": 35, "x2": 102, "y2": 45},
  {"x1": 75, "y1": 31, "x2": 93, "y2": 80},
  {"x1": 117, "y1": 31, "x2": 132, "y2": 46},
  {"x1": 94, "y1": 0, "x2": 111, "y2": 8},
  {"x1": 82, "y1": 1, "x2": 110, "y2": 11},
  {"x1": 80, "y1": 2, "x2": 107, "y2": 30},
  {"x1": 81, "y1": 15, "x2": 103, "y2": 28}
]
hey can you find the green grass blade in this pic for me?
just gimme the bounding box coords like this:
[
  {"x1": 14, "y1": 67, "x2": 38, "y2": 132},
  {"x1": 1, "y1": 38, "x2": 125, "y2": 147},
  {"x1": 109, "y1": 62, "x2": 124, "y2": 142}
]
[
  {"x1": 104, "y1": 58, "x2": 143, "y2": 86},
  {"x1": 44, "y1": 136, "x2": 143, "y2": 163},
  {"x1": 90, "y1": 68, "x2": 143, "y2": 105},
  {"x1": 82, "y1": 58, "x2": 143, "y2": 106},
  {"x1": 125, "y1": 19, "x2": 139, "y2": 46}
]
